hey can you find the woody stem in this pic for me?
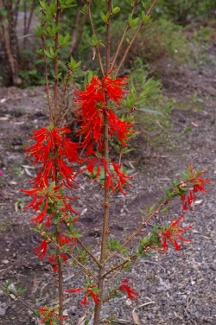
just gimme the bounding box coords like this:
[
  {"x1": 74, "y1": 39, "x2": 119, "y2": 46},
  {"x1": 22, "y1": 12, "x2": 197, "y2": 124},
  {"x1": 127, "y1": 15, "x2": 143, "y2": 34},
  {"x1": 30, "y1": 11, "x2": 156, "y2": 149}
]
[{"x1": 93, "y1": 1, "x2": 112, "y2": 324}]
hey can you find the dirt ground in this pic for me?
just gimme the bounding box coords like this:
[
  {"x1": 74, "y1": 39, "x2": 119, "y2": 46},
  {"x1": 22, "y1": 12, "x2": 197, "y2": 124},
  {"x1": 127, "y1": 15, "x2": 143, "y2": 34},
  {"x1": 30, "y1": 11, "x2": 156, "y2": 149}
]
[{"x1": 0, "y1": 43, "x2": 216, "y2": 324}]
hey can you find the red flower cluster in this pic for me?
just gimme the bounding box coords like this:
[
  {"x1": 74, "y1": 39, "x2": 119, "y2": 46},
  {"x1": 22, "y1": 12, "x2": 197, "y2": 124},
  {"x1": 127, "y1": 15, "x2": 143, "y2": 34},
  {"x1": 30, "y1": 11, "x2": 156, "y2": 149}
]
[
  {"x1": 181, "y1": 175, "x2": 210, "y2": 211},
  {"x1": 20, "y1": 182, "x2": 78, "y2": 225},
  {"x1": 35, "y1": 240, "x2": 48, "y2": 259},
  {"x1": 48, "y1": 253, "x2": 68, "y2": 273},
  {"x1": 74, "y1": 73, "x2": 133, "y2": 154},
  {"x1": 65, "y1": 285, "x2": 100, "y2": 305},
  {"x1": 25, "y1": 125, "x2": 80, "y2": 188},
  {"x1": 159, "y1": 214, "x2": 192, "y2": 251},
  {"x1": 39, "y1": 306, "x2": 68, "y2": 324},
  {"x1": 86, "y1": 157, "x2": 133, "y2": 195},
  {"x1": 119, "y1": 279, "x2": 138, "y2": 300}
]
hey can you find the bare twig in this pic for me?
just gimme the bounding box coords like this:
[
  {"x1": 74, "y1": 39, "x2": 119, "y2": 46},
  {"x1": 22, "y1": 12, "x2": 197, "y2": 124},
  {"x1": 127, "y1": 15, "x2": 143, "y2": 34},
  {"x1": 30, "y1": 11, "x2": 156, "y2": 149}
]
[
  {"x1": 87, "y1": 1, "x2": 104, "y2": 76},
  {"x1": 115, "y1": 0, "x2": 157, "y2": 76},
  {"x1": 110, "y1": 3, "x2": 138, "y2": 71}
]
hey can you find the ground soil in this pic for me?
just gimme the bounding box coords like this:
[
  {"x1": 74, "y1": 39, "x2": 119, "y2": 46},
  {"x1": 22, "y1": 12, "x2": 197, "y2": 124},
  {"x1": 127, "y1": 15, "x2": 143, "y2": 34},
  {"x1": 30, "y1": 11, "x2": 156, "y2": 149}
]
[{"x1": 0, "y1": 43, "x2": 216, "y2": 324}]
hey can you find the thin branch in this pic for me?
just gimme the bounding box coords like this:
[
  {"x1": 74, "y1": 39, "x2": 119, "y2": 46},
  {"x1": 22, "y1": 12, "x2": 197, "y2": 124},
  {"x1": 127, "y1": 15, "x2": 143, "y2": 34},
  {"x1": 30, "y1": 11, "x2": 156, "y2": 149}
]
[
  {"x1": 110, "y1": 3, "x2": 138, "y2": 71},
  {"x1": 46, "y1": 234, "x2": 98, "y2": 281},
  {"x1": 76, "y1": 238, "x2": 101, "y2": 267},
  {"x1": 14, "y1": 0, "x2": 20, "y2": 27},
  {"x1": 93, "y1": 2, "x2": 112, "y2": 324},
  {"x1": 41, "y1": 36, "x2": 52, "y2": 119},
  {"x1": 115, "y1": 0, "x2": 157, "y2": 76},
  {"x1": 27, "y1": 0, "x2": 37, "y2": 34},
  {"x1": 87, "y1": 1, "x2": 104, "y2": 76},
  {"x1": 105, "y1": 200, "x2": 168, "y2": 264},
  {"x1": 103, "y1": 255, "x2": 137, "y2": 278},
  {"x1": 0, "y1": 281, "x2": 36, "y2": 315},
  {"x1": 53, "y1": 0, "x2": 60, "y2": 126},
  {"x1": 58, "y1": 72, "x2": 71, "y2": 123},
  {"x1": 115, "y1": 24, "x2": 142, "y2": 77},
  {"x1": 68, "y1": 3, "x2": 87, "y2": 57},
  {"x1": 56, "y1": 228, "x2": 64, "y2": 325}
]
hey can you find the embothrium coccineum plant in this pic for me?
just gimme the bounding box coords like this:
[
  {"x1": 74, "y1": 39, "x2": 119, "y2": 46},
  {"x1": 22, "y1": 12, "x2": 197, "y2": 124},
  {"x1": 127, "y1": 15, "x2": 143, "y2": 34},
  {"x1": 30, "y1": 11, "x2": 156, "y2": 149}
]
[{"x1": 19, "y1": 1, "x2": 211, "y2": 324}]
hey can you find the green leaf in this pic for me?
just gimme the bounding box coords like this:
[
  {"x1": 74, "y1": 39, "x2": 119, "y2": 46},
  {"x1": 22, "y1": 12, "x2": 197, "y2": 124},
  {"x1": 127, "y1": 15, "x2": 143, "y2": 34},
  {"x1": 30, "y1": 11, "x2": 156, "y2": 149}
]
[
  {"x1": 81, "y1": 4, "x2": 88, "y2": 14},
  {"x1": 136, "y1": 107, "x2": 163, "y2": 115},
  {"x1": 112, "y1": 6, "x2": 120, "y2": 14},
  {"x1": 44, "y1": 50, "x2": 53, "y2": 58},
  {"x1": 161, "y1": 206, "x2": 168, "y2": 213},
  {"x1": 47, "y1": 122, "x2": 55, "y2": 131},
  {"x1": 149, "y1": 203, "x2": 156, "y2": 213},
  {"x1": 128, "y1": 14, "x2": 139, "y2": 27},
  {"x1": 100, "y1": 11, "x2": 108, "y2": 22},
  {"x1": 142, "y1": 11, "x2": 151, "y2": 24}
]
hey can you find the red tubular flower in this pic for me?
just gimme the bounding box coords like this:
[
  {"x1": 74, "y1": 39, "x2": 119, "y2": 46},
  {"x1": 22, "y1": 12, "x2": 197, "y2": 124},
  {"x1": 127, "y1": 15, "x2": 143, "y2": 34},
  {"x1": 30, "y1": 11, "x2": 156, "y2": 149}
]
[
  {"x1": 112, "y1": 162, "x2": 133, "y2": 195},
  {"x1": 119, "y1": 279, "x2": 138, "y2": 300},
  {"x1": 24, "y1": 125, "x2": 80, "y2": 188},
  {"x1": 180, "y1": 169, "x2": 210, "y2": 211},
  {"x1": 48, "y1": 255, "x2": 58, "y2": 273},
  {"x1": 73, "y1": 286, "x2": 100, "y2": 305},
  {"x1": 59, "y1": 233, "x2": 77, "y2": 247},
  {"x1": 87, "y1": 288, "x2": 101, "y2": 305},
  {"x1": 160, "y1": 214, "x2": 192, "y2": 251},
  {"x1": 81, "y1": 294, "x2": 88, "y2": 305},
  {"x1": 108, "y1": 110, "x2": 133, "y2": 146},
  {"x1": 74, "y1": 74, "x2": 133, "y2": 153},
  {"x1": 101, "y1": 73, "x2": 128, "y2": 104},
  {"x1": 65, "y1": 288, "x2": 82, "y2": 294},
  {"x1": 21, "y1": 182, "x2": 78, "y2": 226},
  {"x1": 35, "y1": 240, "x2": 48, "y2": 259}
]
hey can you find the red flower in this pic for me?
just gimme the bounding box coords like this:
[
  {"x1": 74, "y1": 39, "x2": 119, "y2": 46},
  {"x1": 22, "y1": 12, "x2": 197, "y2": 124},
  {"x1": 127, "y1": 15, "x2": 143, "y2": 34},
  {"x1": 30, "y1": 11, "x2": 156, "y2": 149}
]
[
  {"x1": 35, "y1": 240, "x2": 48, "y2": 259},
  {"x1": 180, "y1": 171, "x2": 210, "y2": 211},
  {"x1": 65, "y1": 285, "x2": 100, "y2": 305},
  {"x1": 48, "y1": 255, "x2": 58, "y2": 273},
  {"x1": 24, "y1": 125, "x2": 80, "y2": 188},
  {"x1": 65, "y1": 288, "x2": 82, "y2": 294},
  {"x1": 108, "y1": 110, "x2": 133, "y2": 146},
  {"x1": 81, "y1": 295, "x2": 88, "y2": 305},
  {"x1": 112, "y1": 162, "x2": 133, "y2": 195},
  {"x1": 159, "y1": 214, "x2": 192, "y2": 251},
  {"x1": 59, "y1": 233, "x2": 77, "y2": 247},
  {"x1": 21, "y1": 182, "x2": 78, "y2": 226},
  {"x1": 87, "y1": 287, "x2": 101, "y2": 305},
  {"x1": 81, "y1": 286, "x2": 100, "y2": 305},
  {"x1": 119, "y1": 279, "x2": 138, "y2": 300},
  {"x1": 74, "y1": 74, "x2": 133, "y2": 154},
  {"x1": 86, "y1": 158, "x2": 132, "y2": 195},
  {"x1": 101, "y1": 73, "x2": 128, "y2": 104}
]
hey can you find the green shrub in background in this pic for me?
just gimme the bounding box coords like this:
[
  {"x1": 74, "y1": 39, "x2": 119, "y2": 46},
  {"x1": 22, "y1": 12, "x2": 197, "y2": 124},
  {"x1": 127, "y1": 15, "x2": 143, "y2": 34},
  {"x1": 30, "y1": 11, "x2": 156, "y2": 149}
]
[
  {"x1": 110, "y1": 18, "x2": 190, "y2": 68},
  {"x1": 153, "y1": 0, "x2": 216, "y2": 25}
]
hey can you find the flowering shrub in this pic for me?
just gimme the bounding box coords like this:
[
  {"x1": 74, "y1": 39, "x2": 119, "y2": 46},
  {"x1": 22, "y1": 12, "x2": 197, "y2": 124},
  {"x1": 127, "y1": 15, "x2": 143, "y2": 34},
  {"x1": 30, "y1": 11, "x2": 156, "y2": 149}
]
[{"x1": 14, "y1": 1, "x2": 212, "y2": 325}]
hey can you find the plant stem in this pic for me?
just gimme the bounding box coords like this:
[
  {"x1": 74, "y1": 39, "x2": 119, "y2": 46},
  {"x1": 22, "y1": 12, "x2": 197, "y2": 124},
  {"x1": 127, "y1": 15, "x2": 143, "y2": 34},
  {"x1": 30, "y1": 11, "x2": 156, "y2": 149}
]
[
  {"x1": 88, "y1": 1, "x2": 104, "y2": 76},
  {"x1": 115, "y1": 23, "x2": 142, "y2": 77},
  {"x1": 0, "y1": 281, "x2": 36, "y2": 315},
  {"x1": 54, "y1": 0, "x2": 60, "y2": 126},
  {"x1": 110, "y1": 3, "x2": 137, "y2": 71},
  {"x1": 115, "y1": 0, "x2": 157, "y2": 76},
  {"x1": 93, "y1": 2, "x2": 112, "y2": 324},
  {"x1": 56, "y1": 229, "x2": 64, "y2": 325},
  {"x1": 76, "y1": 238, "x2": 101, "y2": 267},
  {"x1": 41, "y1": 36, "x2": 52, "y2": 119}
]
